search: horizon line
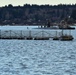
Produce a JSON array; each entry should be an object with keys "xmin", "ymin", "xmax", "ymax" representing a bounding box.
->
[{"xmin": 0, "ymin": 3, "xmax": 76, "ymax": 7}]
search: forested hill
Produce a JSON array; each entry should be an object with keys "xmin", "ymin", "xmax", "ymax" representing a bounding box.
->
[{"xmin": 0, "ymin": 4, "xmax": 76, "ymax": 25}]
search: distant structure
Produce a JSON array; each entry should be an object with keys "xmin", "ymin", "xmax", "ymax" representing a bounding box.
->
[{"xmin": 59, "ymin": 16, "xmax": 75, "ymax": 29}]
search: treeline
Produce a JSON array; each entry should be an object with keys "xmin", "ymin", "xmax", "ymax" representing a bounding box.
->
[{"xmin": 0, "ymin": 4, "xmax": 76, "ymax": 25}]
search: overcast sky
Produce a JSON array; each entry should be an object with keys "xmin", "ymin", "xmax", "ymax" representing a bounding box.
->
[{"xmin": 0, "ymin": 0, "xmax": 76, "ymax": 6}]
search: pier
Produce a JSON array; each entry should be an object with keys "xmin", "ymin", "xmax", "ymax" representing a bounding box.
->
[
  {"xmin": 0, "ymin": 25, "xmax": 74, "ymax": 41},
  {"xmin": 0, "ymin": 29, "xmax": 62, "ymax": 40}
]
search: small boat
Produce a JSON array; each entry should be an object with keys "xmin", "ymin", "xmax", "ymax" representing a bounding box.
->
[
  {"xmin": 60, "ymin": 35, "xmax": 74, "ymax": 41},
  {"xmin": 59, "ymin": 19, "xmax": 75, "ymax": 30}
]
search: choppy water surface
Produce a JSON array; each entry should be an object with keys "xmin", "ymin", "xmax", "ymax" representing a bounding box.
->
[{"xmin": 0, "ymin": 40, "xmax": 76, "ymax": 75}]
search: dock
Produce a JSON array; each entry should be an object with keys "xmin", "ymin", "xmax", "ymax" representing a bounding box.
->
[
  {"xmin": 0, "ymin": 26, "xmax": 74, "ymax": 41},
  {"xmin": 0, "ymin": 29, "xmax": 62, "ymax": 40}
]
